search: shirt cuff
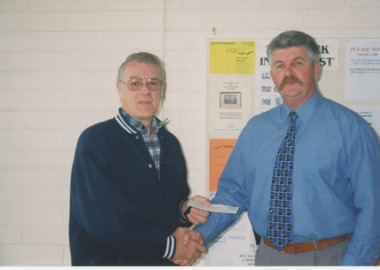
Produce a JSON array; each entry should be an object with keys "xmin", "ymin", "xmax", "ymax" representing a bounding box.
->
[
  {"xmin": 342, "ymin": 251, "xmax": 371, "ymax": 266},
  {"xmin": 162, "ymin": 235, "xmax": 176, "ymax": 260}
]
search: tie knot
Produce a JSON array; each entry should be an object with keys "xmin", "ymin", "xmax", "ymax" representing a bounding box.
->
[{"xmin": 289, "ymin": 112, "xmax": 297, "ymax": 122}]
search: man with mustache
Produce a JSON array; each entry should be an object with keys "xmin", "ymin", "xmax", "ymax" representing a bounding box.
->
[
  {"xmin": 194, "ymin": 31, "xmax": 380, "ymax": 266},
  {"xmin": 69, "ymin": 52, "xmax": 210, "ymax": 266}
]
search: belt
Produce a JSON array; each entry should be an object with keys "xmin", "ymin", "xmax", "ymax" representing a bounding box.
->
[{"xmin": 264, "ymin": 234, "xmax": 351, "ymax": 254}]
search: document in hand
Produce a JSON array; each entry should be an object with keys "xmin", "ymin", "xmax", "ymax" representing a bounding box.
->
[{"xmin": 188, "ymin": 200, "xmax": 239, "ymax": 214}]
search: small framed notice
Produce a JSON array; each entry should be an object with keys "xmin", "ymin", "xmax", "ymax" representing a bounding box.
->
[{"xmin": 220, "ymin": 92, "xmax": 241, "ymax": 109}]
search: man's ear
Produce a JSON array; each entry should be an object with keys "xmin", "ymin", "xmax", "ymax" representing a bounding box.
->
[
  {"xmin": 116, "ymin": 81, "xmax": 123, "ymax": 99},
  {"xmin": 314, "ymin": 62, "xmax": 321, "ymax": 80}
]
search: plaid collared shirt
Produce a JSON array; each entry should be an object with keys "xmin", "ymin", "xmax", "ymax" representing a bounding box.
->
[{"xmin": 120, "ymin": 109, "xmax": 165, "ymax": 178}]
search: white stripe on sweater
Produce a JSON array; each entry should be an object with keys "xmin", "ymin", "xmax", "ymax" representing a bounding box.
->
[{"xmin": 115, "ymin": 113, "xmax": 137, "ymax": 134}]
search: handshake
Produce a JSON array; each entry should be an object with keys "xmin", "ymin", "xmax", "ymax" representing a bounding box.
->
[{"xmin": 170, "ymin": 196, "xmax": 211, "ymax": 266}]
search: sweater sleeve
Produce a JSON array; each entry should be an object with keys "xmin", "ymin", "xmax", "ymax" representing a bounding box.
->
[
  {"xmin": 162, "ymin": 235, "xmax": 176, "ymax": 260},
  {"xmin": 70, "ymin": 130, "xmax": 171, "ymax": 261}
]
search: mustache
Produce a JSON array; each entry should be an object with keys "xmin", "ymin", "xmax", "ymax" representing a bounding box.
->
[{"xmin": 279, "ymin": 77, "xmax": 303, "ymax": 90}]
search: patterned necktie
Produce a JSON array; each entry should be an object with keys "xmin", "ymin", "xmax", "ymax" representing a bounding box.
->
[{"xmin": 267, "ymin": 111, "xmax": 298, "ymax": 251}]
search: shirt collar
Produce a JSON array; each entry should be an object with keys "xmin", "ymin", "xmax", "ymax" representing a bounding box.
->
[
  {"xmin": 279, "ymin": 90, "xmax": 321, "ymax": 126},
  {"xmin": 119, "ymin": 108, "xmax": 167, "ymax": 135},
  {"xmin": 295, "ymin": 90, "xmax": 321, "ymax": 125}
]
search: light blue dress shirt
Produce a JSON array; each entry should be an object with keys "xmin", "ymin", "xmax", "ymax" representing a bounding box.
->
[{"xmin": 195, "ymin": 90, "xmax": 380, "ymax": 265}]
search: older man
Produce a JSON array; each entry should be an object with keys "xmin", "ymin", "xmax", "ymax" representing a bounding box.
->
[{"xmin": 69, "ymin": 52, "xmax": 210, "ymax": 266}]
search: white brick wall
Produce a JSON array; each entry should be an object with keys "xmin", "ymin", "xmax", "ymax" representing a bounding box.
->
[{"xmin": 0, "ymin": 0, "xmax": 379, "ymax": 266}]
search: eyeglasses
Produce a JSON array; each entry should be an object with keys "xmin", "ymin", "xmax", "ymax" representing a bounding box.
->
[{"xmin": 120, "ymin": 77, "xmax": 164, "ymax": 92}]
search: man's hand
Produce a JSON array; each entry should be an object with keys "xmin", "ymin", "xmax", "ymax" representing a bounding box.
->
[
  {"xmin": 170, "ymin": 227, "xmax": 205, "ymax": 266},
  {"xmin": 182, "ymin": 195, "xmax": 211, "ymax": 225}
]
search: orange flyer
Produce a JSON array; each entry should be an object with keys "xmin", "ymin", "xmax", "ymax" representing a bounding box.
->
[{"xmin": 209, "ymin": 138, "xmax": 237, "ymax": 192}]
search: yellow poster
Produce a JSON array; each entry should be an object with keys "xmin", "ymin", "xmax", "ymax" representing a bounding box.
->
[
  {"xmin": 209, "ymin": 138, "xmax": 237, "ymax": 192},
  {"xmin": 209, "ymin": 41, "xmax": 255, "ymax": 75}
]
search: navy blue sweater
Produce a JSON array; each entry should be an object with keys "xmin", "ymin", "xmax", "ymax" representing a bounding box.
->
[{"xmin": 69, "ymin": 114, "xmax": 190, "ymax": 265}]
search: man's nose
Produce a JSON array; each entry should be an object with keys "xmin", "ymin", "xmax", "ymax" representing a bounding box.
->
[
  {"xmin": 284, "ymin": 65, "xmax": 294, "ymax": 77},
  {"xmin": 139, "ymin": 81, "xmax": 151, "ymax": 93}
]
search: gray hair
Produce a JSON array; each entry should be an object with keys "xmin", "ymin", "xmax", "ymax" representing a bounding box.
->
[
  {"xmin": 266, "ymin": 30, "xmax": 320, "ymax": 66},
  {"xmin": 117, "ymin": 52, "xmax": 166, "ymax": 91}
]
